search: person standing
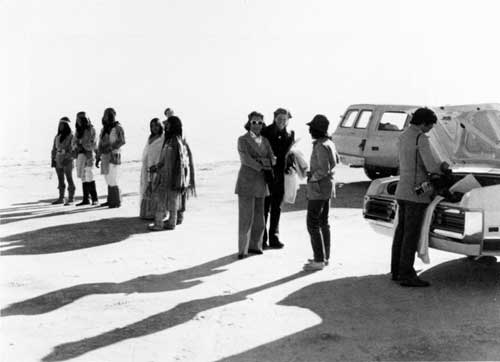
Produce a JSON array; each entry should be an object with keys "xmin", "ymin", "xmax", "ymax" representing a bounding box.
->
[
  {"xmin": 139, "ymin": 118, "xmax": 164, "ymax": 219},
  {"xmin": 261, "ymin": 108, "xmax": 295, "ymax": 249},
  {"xmin": 303, "ymin": 115, "xmax": 338, "ymax": 271},
  {"xmin": 73, "ymin": 112, "xmax": 99, "ymax": 206},
  {"xmin": 96, "ymin": 107, "xmax": 126, "ymax": 208},
  {"xmin": 391, "ymin": 107, "xmax": 447, "ymax": 287},
  {"xmin": 235, "ymin": 111, "xmax": 276, "ymax": 259},
  {"xmin": 148, "ymin": 116, "xmax": 188, "ymax": 230},
  {"xmin": 50, "ymin": 117, "xmax": 76, "ymax": 205}
]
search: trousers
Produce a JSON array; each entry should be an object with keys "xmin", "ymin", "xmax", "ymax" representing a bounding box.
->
[
  {"xmin": 391, "ymin": 200, "xmax": 428, "ymax": 280},
  {"xmin": 238, "ymin": 196, "xmax": 265, "ymax": 254},
  {"xmin": 306, "ymin": 198, "xmax": 331, "ymax": 262}
]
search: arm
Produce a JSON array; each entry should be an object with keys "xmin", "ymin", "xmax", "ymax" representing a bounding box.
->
[
  {"xmin": 82, "ymin": 128, "xmax": 97, "ymax": 152},
  {"xmin": 418, "ymin": 134, "xmax": 442, "ymax": 174},
  {"xmin": 51, "ymin": 137, "xmax": 57, "ymax": 167},
  {"xmin": 310, "ymin": 144, "xmax": 334, "ymax": 182},
  {"xmin": 111, "ymin": 125, "xmax": 126, "ymax": 150},
  {"xmin": 238, "ymin": 137, "xmax": 263, "ymax": 171}
]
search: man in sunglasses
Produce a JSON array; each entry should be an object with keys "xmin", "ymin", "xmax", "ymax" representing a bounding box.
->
[{"xmin": 261, "ymin": 108, "xmax": 295, "ymax": 249}]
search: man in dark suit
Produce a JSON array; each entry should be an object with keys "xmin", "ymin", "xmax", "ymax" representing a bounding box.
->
[{"xmin": 261, "ymin": 108, "xmax": 295, "ymax": 249}]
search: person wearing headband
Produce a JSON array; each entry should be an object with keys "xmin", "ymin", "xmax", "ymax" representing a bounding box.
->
[{"xmin": 50, "ymin": 117, "xmax": 76, "ymax": 205}]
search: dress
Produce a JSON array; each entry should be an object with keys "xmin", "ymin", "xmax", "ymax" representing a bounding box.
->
[
  {"xmin": 151, "ymin": 136, "xmax": 186, "ymax": 226},
  {"xmin": 139, "ymin": 134, "xmax": 165, "ymax": 219}
]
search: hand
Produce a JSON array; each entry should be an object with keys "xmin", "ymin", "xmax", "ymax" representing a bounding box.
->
[
  {"xmin": 51, "ymin": 160, "xmax": 56, "ymax": 168},
  {"xmin": 95, "ymin": 158, "xmax": 100, "ymax": 168},
  {"xmin": 149, "ymin": 165, "xmax": 158, "ymax": 173},
  {"xmin": 440, "ymin": 161, "xmax": 451, "ymax": 174}
]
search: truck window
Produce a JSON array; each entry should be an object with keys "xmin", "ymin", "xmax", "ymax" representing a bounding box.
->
[
  {"xmin": 341, "ymin": 110, "xmax": 359, "ymax": 128},
  {"xmin": 355, "ymin": 110, "xmax": 372, "ymax": 129},
  {"xmin": 378, "ymin": 112, "xmax": 407, "ymax": 131}
]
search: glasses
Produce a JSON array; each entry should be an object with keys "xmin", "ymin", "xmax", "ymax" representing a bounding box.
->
[{"xmin": 250, "ymin": 120, "xmax": 264, "ymax": 125}]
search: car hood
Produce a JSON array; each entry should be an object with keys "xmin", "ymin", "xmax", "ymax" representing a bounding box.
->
[{"xmin": 429, "ymin": 103, "xmax": 500, "ymax": 168}]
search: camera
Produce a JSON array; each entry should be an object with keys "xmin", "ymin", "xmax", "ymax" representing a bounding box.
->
[{"xmin": 414, "ymin": 181, "xmax": 432, "ymax": 196}]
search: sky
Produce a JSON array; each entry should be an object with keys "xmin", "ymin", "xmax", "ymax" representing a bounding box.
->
[{"xmin": 2, "ymin": 0, "xmax": 500, "ymax": 165}]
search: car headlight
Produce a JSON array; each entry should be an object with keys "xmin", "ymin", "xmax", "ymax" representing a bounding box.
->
[{"xmin": 464, "ymin": 211, "xmax": 483, "ymax": 240}]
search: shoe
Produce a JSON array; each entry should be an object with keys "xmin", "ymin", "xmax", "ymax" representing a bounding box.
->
[
  {"xmin": 100, "ymin": 202, "xmax": 109, "ymax": 207},
  {"xmin": 303, "ymin": 261, "xmax": 325, "ymax": 271},
  {"xmin": 52, "ymin": 198, "xmax": 64, "ymax": 205},
  {"xmin": 75, "ymin": 200, "xmax": 90, "ymax": 206},
  {"xmin": 308, "ymin": 258, "xmax": 329, "ymax": 266},
  {"xmin": 400, "ymin": 277, "xmax": 430, "ymax": 287},
  {"xmin": 262, "ymin": 243, "xmax": 269, "ymax": 250},
  {"xmin": 237, "ymin": 254, "xmax": 247, "ymax": 260},
  {"xmin": 92, "ymin": 200, "xmax": 99, "ymax": 206},
  {"xmin": 148, "ymin": 224, "xmax": 163, "ymax": 231},
  {"xmin": 248, "ymin": 249, "xmax": 263, "ymax": 255},
  {"xmin": 163, "ymin": 224, "xmax": 175, "ymax": 230},
  {"xmin": 268, "ymin": 241, "xmax": 284, "ymax": 249}
]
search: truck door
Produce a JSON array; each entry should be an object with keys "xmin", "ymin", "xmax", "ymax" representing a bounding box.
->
[{"xmin": 364, "ymin": 111, "xmax": 409, "ymax": 169}]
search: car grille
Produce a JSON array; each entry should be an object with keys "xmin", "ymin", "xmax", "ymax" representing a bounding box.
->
[
  {"xmin": 364, "ymin": 197, "xmax": 396, "ymax": 222},
  {"xmin": 431, "ymin": 205, "xmax": 465, "ymax": 235}
]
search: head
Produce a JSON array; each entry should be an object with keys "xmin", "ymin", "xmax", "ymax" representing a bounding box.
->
[
  {"xmin": 75, "ymin": 112, "xmax": 89, "ymax": 137},
  {"xmin": 244, "ymin": 111, "xmax": 265, "ymax": 136},
  {"xmin": 307, "ymin": 114, "xmax": 330, "ymax": 139},
  {"xmin": 58, "ymin": 117, "xmax": 71, "ymax": 132},
  {"xmin": 58, "ymin": 117, "xmax": 72, "ymax": 141},
  {"xmin": 410, "ymin": 107, "xmax": 437, "ymax": 133},
  {"xmin": 273, "ymin": 108, "xmax": 291, "ymax": 131},
  {"xmin": 102, "ymin": 107, "xmax": 117, "ymax": 128},
  {"xmin": 164, "ymin": 108, "xmax": 174, "ymax": 119},
  {"xmin": 165, "ymin": 115, "xmax": 183, "ymax": 138},
  {"xmin": 149, "ymin": 118, "xmax": 163, "ymax": 137}
]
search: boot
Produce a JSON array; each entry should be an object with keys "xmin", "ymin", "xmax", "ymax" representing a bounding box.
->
[
  {"xmin": 108, "ymin": 186, "xmax": 121, "ymax": 208},
  {"xmin": 52, "ymin": 187, "xmax": 65, "ymax": 205},
  {"xmin": 88, "ymin": 181, "xmax": 99, "ymax": 205},
  {"xmin": 64, "ymin": 186, "xmax": 75, "ymax": 206},
  {"xmin": 100, "ymin": 186, "xmax": 111, "ymax": 207},
  {"xmin": 76, "ymin": 182, "xmax": 90, "ymax": 206},
  {"xmin": 148, "ymin": 212, "xmax": 164, "ymax": 231}
]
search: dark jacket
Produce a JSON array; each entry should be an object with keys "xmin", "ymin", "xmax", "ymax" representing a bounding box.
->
[{"xmin": 261, "ymin": 123, "xmax": 295, "ymax": 179}]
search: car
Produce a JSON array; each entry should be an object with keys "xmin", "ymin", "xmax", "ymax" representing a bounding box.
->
[{"xmin": 362, "ymin": 104, "xmax": 500, "ymax": 257}]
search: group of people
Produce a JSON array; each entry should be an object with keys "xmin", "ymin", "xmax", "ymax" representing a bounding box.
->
[
  {"xmin": 51, "ymin": 107, "xmax": 195, "ymax": 231},
  {"xmin": 52, "ymin": 104, "xmax": 444, "ymax": 282},
  {"xmin": 235, "ymin": 108, "xmax": 339, "ymax": 271},
  {"xmin": 51, "ymin": 108, "xmax": 125, "ymax": 208},
  {"xmin": 139, "ymin": 108, "xmax": 195, "ymax": 231}
]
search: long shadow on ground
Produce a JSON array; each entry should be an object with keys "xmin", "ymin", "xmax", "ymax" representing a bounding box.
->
[
  {"xmin": 41, "ymin": 271, "xmax": 309, "ymax": 362},
  {"xmin": 219, "ymin": 257, "xmax": 500, "ymax": 362},
  {"xmin": 1, "ymin": 254, "xmax": 237, "ymax": 317},
  {"xmin": 282, "ymin": 181, "xmax": 370, "ymax": 212},
  {"xmin": 0, "ymin": 192, "xmax": 138, "ymax": 225},
  {"xmin": 0, "ymin": 217, "xmax": 148, "ymax": 255}
]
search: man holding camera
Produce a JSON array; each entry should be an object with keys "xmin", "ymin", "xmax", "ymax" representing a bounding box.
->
[{"xmin": 391, "ymin": 107, "xmax": 448, "ymax": 287}]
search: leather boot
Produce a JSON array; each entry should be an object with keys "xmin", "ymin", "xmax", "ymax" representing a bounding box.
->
[
  {"xmin": 65, "ymin": 186, "xmax": 75, "ymax": 205},
  {"xmin": 76, "ymin": 182, "xmax": 90, "ymax": 206},
  {"xmin": 88, "ymin": 181, "xmax": 99, "ymax": 205},
  {"xmin": 52, "ymin": 187, "xmax": 65, "ymax": 205},
  {"xmin": 108, "ymin": 186, "xmax": 121, "ymax": 208},
  {"xmin": 100, "ymin": 186, "xmax": 111, "ymax": 207}
]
